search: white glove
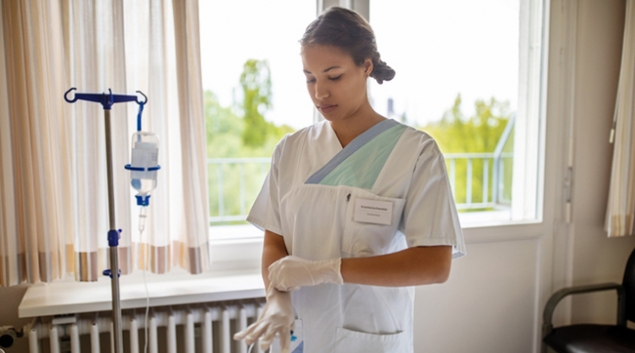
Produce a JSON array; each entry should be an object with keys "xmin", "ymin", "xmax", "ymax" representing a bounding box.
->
[
  {"xmin": 233, "ymin": 286, "xmax": 295, "ymax": 353},
  {"xmin": 268, "ymin": 255, "xmax": 343, "ymax": 292}
]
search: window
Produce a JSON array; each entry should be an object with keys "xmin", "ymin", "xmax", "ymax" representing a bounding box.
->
[
  {"xmin": 199, "ymin": 0, "xmax": 547, "ymax": 239},
  {"xmin": 199, "ymin": 1, "xmax": 316, "ymax": 238}
]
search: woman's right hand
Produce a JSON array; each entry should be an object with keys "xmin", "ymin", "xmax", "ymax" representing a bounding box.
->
[
  {"xmin": 268, "ymin": 255, "xmax": 343, "ymax": 291},
  {"xmin": 233, "ymin": 286, "xmax": 295, "ymax": 353}
]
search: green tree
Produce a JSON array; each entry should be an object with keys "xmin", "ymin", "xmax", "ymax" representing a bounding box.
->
[
  {"xmin": 423, "ymin": 94, "xmax": 511, "ymax": 153},
  {"xmin": 421, "ymin": 94, "xmax": 514, "ymax": 208},
  {"xmin": 204, "ymin": 90, "xmax": 244, "ymax": 158},
  {"xmin": 239, "ymin": 59, "xmax": 273, "ymax": 148}
]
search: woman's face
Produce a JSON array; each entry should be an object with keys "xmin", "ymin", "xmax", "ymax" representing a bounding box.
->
[{"xmin": 301, "ymin": 44, "xmax": 372, "ymax": 123}]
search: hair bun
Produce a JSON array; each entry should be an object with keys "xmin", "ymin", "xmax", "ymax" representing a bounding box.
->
[{"xmin": 371, "ymin": 60, "xmax": 395, "ymax": 84}]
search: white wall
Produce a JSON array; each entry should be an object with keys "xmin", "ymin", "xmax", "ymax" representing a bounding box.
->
[
  {"xmin": 568, "ymin": 0, "xmax": 634, "ymax": 325},
  {"xmin": 415, "ymin": 234, "xmax": 544, "ymax": 352},
  {"xmin": 412, "ymin": 0, "xmax": 635, "ymax": 352}
]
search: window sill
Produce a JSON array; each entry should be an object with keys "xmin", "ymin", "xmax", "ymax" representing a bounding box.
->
[
  {"xmin": 457, "ymin": 206, "xmax": 547, "ymax": 229},
  {"xmin": 458, "ymin": 208, "xmax": 513, "ymax": 227},
  {"xmin": 18, "ymin": 267, "xmax": 265, "ymax": 319}
]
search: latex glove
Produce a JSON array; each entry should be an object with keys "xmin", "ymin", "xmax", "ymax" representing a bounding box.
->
[
  {"xmin": 233, "ymin": 286, "xmax": 295, "ymax": 353},
  {"xmin": 268, "ymin": 255, "xmax": 343, "ymax": 291}
]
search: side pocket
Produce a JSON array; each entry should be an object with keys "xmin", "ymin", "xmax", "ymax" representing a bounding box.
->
[{"xmin": 334, "ymin": 327, "xmax": 409, "ymax": 353}]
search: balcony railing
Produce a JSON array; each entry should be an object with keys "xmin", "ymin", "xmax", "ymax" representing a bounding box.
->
[
  {"xmin": 207, "ymin": 153, "xmax": 513, "ymax": 224},
  {"xmin": 444, "ymin": 152, "xmax": 513, "ymax": 210},
  {"xmin": 207, "ymin": 157, "xmax": 271, "ymax": 223}
]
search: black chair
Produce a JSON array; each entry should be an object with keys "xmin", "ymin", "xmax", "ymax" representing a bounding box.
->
[{"xmin": 542, "ymin": 248, "xmax": 635, "ymax": 352}]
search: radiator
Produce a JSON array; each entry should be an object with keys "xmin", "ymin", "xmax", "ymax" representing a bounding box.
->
[{"xmin": 27, "ymin": 300, "xmax": 267, "ymax": 353}]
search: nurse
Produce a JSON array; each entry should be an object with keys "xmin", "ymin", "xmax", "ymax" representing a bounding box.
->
[{"xmin": 234, "ymin": 6, "xmax": 466, "ymax": 353}]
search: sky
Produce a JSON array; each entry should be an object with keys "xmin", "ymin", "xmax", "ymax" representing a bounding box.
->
[{"xmin": 198, "ymin": 0, "xmax": 519, "ymax": 130}]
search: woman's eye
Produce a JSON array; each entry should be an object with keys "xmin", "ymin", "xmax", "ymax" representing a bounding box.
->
[
  {"xmin": 306, "ymin": 78, "xmax": 316, "ymax": 83},
  {"xmin": 329, "ymin": 75, "xmax": 342, "ymax": 81}
]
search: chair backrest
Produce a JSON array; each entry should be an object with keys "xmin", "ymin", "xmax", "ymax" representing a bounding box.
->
[{"xmin": 622, "ymin": 247, "xmax": 635, "ymax": 322}]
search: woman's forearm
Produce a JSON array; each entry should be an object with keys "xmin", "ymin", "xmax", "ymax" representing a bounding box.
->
[
  {"xmin": 340, "ymin": 246, "xmax": 452, "ymax": 287},
  {"xmin": 261, "ymin": 230, "xmax": 289, "ymax": 290}
]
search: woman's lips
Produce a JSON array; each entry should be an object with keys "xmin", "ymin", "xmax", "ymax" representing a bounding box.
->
[{"xmin": 318, "ymin": 104, "xmax": 337, "ymax": 114}]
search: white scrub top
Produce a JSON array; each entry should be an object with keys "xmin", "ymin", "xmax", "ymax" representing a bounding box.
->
[{"xmin": 247, "ymin": 119, "xmax": 466, "ymax": 353}]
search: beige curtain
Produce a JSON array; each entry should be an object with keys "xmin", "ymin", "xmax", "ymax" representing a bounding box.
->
[
  {"xmin": 0, "ymin": 0, "xmax": 210, "ymax": 287},
  {"xmin": 606, "ymin": 0, "xmax": 635, "ymax": 237}
]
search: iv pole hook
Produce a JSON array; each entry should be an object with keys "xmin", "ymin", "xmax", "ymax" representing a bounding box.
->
[
  {"xmin": 64, "ymin": 87, "xmax": 77, "ymax": 103},
  {"xmin": 136, "ymin": 91, "xmax": 148, "ymax": 105}
]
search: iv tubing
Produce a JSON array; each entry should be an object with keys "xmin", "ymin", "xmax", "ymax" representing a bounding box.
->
[
  {"xmin": 139, "ymin": 206, "xmax": 148, "ymax": 233},
  {"xmin": 139, "ymin": 223, "xmax": 150, "ymax": 353}
]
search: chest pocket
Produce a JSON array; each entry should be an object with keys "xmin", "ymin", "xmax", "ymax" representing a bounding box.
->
[{"xmin": 342, "ymin": 188, "xmax": 406, "ymax": 257}]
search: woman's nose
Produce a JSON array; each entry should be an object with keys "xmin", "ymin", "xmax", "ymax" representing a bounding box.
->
[{"xmin": 314, "ymin": 82, "xmax": 330, "ymax": 100}]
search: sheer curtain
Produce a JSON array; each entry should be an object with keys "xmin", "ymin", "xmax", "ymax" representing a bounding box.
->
[
  {"xmin": 0, "ymin": 0, "xmax": 210, "ymax": 287},
  {"xmin": 606, "ymin": 0, "xmax": 635, "ymax": 238}
]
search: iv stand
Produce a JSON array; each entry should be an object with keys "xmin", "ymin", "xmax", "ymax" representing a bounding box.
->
[{"xmin": 64, "ymin": 87, "xmax": 147, "ymax": 353}]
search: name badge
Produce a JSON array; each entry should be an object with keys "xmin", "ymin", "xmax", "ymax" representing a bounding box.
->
[{"xmin": 354, "ymin": 198, "xmax": 393, "ymax": 225}]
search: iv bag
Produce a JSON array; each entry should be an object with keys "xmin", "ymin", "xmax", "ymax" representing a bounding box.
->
[{"xmin": 130, "ymin": 131, "xmax": 159, "ymax": 206}]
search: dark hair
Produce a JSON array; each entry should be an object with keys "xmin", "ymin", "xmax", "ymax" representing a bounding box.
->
[{"xmin": 300, "ymin": 6, "xmax": 395, "ymax": 84}]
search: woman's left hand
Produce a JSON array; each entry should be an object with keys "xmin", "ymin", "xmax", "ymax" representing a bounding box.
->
[
  {"xmin": 233, "ymin": 286, "xmax": 295, "ymax": 352},
  {"xmin": 268, "ymin": 255, "xmax": 343, "ymax": 291}
]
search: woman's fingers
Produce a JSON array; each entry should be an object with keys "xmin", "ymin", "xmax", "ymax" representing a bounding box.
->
[
  {"xmin": 244, "ymin": 321, "xmax": 269, "ymax": 346},
  {"xmin": 238, "ymin": 321, "xmax": 292, "ymax": 352},
  {"xmin": 279, "ymin": 328, "xmax": 291, "ymax": 353},
  {"xmin": 233, "ymin": 323, "xmax": 253, "ymax": 341},
  {"xmin": 258, "ymin": 326, "xmax": 279, "ymax": 352},
  {"xmin": 234, "ymin": 320, "xmax": 266, "ymax": 345}
]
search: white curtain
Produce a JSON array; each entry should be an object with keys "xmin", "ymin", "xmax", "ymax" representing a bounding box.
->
[
  {"xmin": 606, "ymin": 0, "xmax": 635, "ymax": 237},
  {"xmin": 0, "ymin": 0, "xmax": 210, "ymax": 286}
]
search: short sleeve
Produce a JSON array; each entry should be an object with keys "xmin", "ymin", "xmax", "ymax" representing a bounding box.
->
[
  {"xmin": 399, "ymin": 140, "xmax": 466, "ymax": 259},
  {"xmin": 246, "ymin": 139, "xmax": 285, "ymax": 235}
]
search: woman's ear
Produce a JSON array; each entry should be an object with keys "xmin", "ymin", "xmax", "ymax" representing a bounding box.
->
[{"xmin": 363, "ymin": 58, "xmax": 373, "ymax": 77}]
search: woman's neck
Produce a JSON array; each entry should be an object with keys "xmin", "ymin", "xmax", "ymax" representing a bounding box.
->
[{"xmin": 330, "ymin": 105, "xmax": 385, "ymax": 148}]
